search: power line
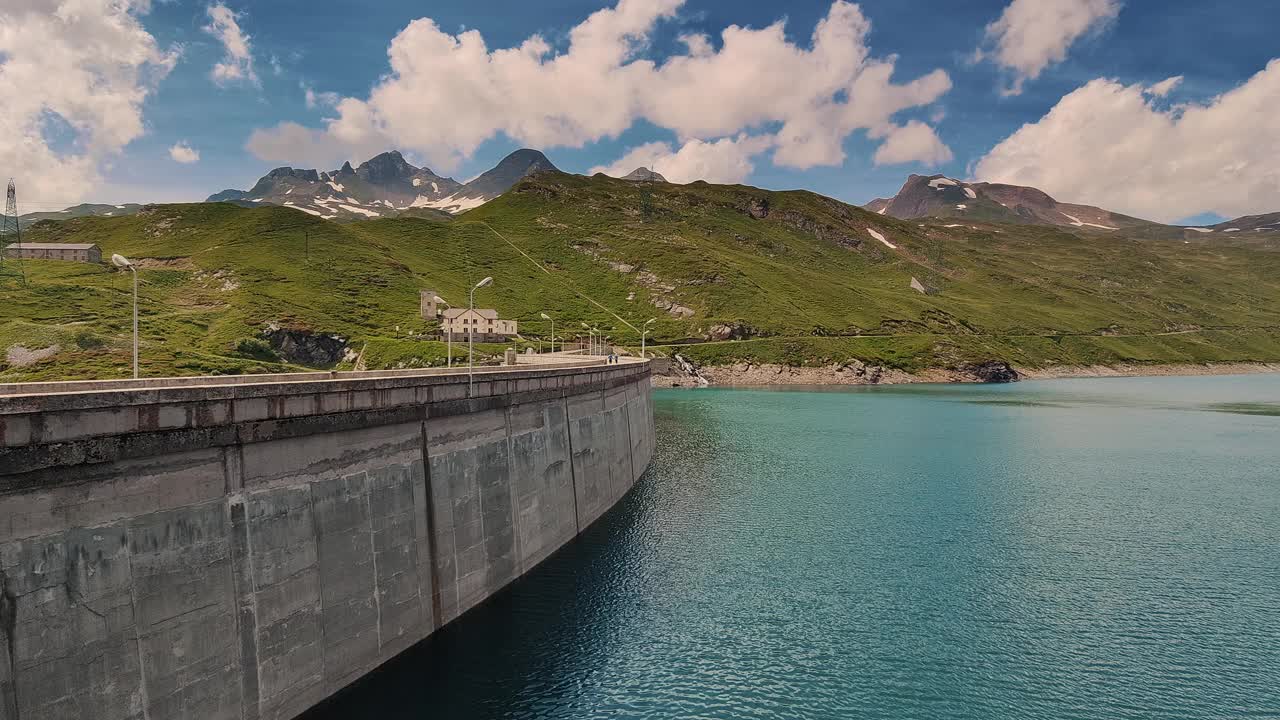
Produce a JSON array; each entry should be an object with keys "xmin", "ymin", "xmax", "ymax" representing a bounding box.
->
[{"xmin": 475, "ymin": 220, "xmax": 640, "ymax": 334}]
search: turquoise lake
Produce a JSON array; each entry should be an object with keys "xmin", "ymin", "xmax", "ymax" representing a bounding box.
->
[{"xmin": 309, "ymin": 375, "xmax": 1280, "ymax": 719}]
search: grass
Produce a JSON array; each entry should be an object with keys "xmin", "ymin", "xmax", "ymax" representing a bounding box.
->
[{"xmin": 3, "ymin": 172, "xmax": 1279, "ymax": 381}]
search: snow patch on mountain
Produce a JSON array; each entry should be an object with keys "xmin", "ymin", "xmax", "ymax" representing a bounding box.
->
[
  {"xmin": 866, "ymin": 228, "xmax": 897, "ymax": 249},
  {"xmin": 1061, "ymin": 212, "xmax": 1118, "ymax": 230},
  {"xmin": 338, "ymin": 204, "xmax": 381, "ymax": 217}
]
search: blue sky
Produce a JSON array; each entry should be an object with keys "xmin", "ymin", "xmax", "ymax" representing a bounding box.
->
[{"xmin": 6, "ymin": 0, "xmax": 1279, "ymax": 224}]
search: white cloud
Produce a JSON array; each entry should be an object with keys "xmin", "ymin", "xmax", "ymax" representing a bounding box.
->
[
  {"xmin": 247, "ymin": 0, "xmax": 951, "ymax": 175},
  {"xmin": 589, "ymin": 134, "xmax": 774, "ymax": 184},
  {"xmin": 303, "ymin": 85, "xmax": 339, "ymax": 109},
  {"xmin": 977, "ymin": 0, "xmax": 1121, "ymax": 95},
  {"xmin": 205, "ymin": 3, "xmax": 257, "ymax": 87},
  {"xmin": 872, "ymin": 121, "xmax": 953, "ymax": 166},
  {"xmin": 0, "ymin": 0, "xmax": 177, "ymax": 204},
  {"xmin": 169, "ymin": 141, "xmax": 200, "ymax": 164},
  {"xmin": 1146, "ymin": 75, "xmax": 1182, "ymax": 97},
  {"xmin": 974, "ymin": 60, "xmax": 1280, "ymax": 223}
]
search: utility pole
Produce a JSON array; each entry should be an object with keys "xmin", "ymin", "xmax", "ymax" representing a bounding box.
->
[
  {"xmin": 112, "ymin": 254, "xmax": 140, "ymax": 378},
  {"xmin": 2, "ymin": 179, "xmax": 27, "ymax": 286}
]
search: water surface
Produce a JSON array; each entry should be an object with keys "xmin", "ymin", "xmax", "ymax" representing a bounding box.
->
[{"xmin": 309, "ymin": 375, "xmax": 1280, "ymax": 719}]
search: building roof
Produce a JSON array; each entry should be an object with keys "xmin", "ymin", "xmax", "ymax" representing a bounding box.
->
[
  {"xmin": 442, "ymin": 308, "xmax": 499, "ymax": 319},
  {"xmin": 7, "ymin": 243, "xmax": 99, "ymax": 250}
]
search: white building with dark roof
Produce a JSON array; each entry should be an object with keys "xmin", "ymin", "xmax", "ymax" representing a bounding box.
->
[
  {"xmin": 4, "ymin": 242, "xmax": 102, "ymax": 263},
  {"xmin": 441, "ymin": 308, "xmax": 517, "ymax": 342}
]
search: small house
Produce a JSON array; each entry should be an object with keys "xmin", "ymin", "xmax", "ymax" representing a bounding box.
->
[{"xmin": 4, "ymin": 242, "xmax": 103, "ymax": 264}]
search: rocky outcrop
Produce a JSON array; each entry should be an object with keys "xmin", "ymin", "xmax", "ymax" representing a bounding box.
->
[
  {"xmin": 732, "ymin": 194, "xmax": 863, "ymax": 250},
  {"xmin": 740, "ymin": 197, "xmax": 770, "ymax": 219},
  {"xmin": 262, "ymin": 327, "xmax": 348, "ymax": 367},
  {"xmin": 653, "ymin": 298, "xmax": 695, "ymax": 318},
  {"xmin": 705, "ymin": 322, "xmax": 756, "ymax": 341},
  {"xmin": 961, "ymin": 361, "xmax": 1020, "ymax": 383}
]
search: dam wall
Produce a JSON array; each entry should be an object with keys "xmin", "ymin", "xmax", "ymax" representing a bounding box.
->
[{"xmin": 0, "ymin": 361, "xmax": 654, "ymax": 720}]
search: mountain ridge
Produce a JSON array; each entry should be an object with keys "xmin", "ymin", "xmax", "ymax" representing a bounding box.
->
[
  {"xmin": 205, "ymin": 149, "xmax": 560, "ymax": 219},
  {"xmin": 866, "ymin": 174, "xmax": 1162, "ymax": 232}
]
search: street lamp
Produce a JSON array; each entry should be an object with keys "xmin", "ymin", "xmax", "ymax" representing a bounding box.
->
[
  {"xmin": 111, "ymin": 254, "xmax": 139, "ymax": 379},
  {"xmin": 580, "ymin": 322, "xmax": 594, "ymax": 356},
  {"xmin": 540, "ymin": 312, "xmax": 554, "ymax": 354},
  {"xmin": 642, "ymin": 317, "xmax": 656, "ymax": 359},
  {"xmin": 434, "ymin": 295, "xmax": 453, "ymax": 367},
  {"xmin": 469, "ymin": 277, "xmax": 493, "ymax": 396}
]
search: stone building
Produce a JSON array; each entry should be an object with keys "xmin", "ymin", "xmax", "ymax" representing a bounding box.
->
[
  {"xmin": 441, "ymin": 308, "xmax": 518, "ymax": 342},
  {"xmin": 4, "ymin": 242, "xmax": 102, "ymax": 263},
  {"xmin": 419, "ymin": 289, "xmax": 440, "ymax": 319}
]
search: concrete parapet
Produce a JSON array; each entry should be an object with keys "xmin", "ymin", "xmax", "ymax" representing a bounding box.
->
[{"xmin": 0, "ymin": 361, "xmax": 654, "ymax": 720}]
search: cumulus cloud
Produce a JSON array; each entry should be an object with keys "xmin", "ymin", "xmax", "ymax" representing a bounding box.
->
[
  {"xmin": 977, "ymin": 0, "xmax": 1121, "ymax": 95},
  {"xmin": 248, "ymin": 0, "xmax": 951, "ymax": 177},
  {"xmin": 974, "ymin": 60, "xmax": 1280, "ymax": 223},
  {"xmin": 169, "ymin": 141, "xmax": 200, "ymax": 164},
  {"xmin": 205, "ymin": 3, "xmax": 257, "ymax": 86},
  {"xmin": 589, "ymin": 134, "xmax": 775, "ymax": 184},
  {"xmin": 0, "ymin": 0, "xmax": 177, "ymax": 203},
  {"xmin": 872, "ymin": 121, "xmax": 953, "ymax": 166}
]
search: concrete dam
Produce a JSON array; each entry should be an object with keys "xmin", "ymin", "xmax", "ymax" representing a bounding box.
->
[{"xmin": 0, "ymin": 360, "xmax": 654, "ymax": 720}]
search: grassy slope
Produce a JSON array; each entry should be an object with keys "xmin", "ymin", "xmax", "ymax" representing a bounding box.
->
[{"xmin": 2, "ymin": 173, "xmax": 1279, "ymax": 381}]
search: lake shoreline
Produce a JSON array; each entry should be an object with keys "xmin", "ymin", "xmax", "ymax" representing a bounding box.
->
[{"xmin": 651, "ymin": 361, "xmax": 1280, "ymax": 388}]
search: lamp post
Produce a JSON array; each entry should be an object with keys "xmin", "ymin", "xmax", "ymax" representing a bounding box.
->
[
  {"xmin": 468, "ymin": 277, "xmax": 493, "ymax": 396},
  {"xmin": 641, "ymin": 317, "xmax": 656, "ymax": 359},
  {"xmin": 111, "ymin": 254, "xmax": 139, "ymax": 379},
  {"xmin": 540, "ymin": 312, "xmax": 554, "ymax": 354},
  {"xmin": 580, "ymin": 323, "xmax": 596, "ymax": 356},
  {"xmin": 434, "ymin": 295, "xmax": 453, "ymax": 367}
]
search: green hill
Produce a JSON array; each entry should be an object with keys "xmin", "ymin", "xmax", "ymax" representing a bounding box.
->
[{"xmin": 3, "ymin": 172, "xmax": 1280, "ymax": 382}]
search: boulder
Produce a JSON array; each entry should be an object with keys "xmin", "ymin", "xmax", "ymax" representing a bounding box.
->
[{"xmin": 963, "ymin": 361, "xmax": 1020, "ymax": 383}]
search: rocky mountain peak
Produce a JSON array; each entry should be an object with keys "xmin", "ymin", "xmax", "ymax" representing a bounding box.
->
[
  {"xmin": 623, "ymin": 167, "xmax": 668, "ymax": 182},
  {"xmin": 868, "ymin": 174, "xmax": 1158, "ymax": 231},
  {"xmin": 453, "ymin": 149, "xmax": 561, "ymax": 201},
  {"xmin": 356, "ymin": 150, "xmax": 416, "ymax": 184},
  {"xmin": 205, "ymin": 148, "xmax": 561, "ymax": 220},
  {"xmin": 265, "ymin": 167, "xmax": 320, "ymax": 183}
]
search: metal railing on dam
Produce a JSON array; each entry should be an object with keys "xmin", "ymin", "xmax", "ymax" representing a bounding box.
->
[{"xmin": 0, "ymin": 359, "xmax": 655, "ymax": 720}]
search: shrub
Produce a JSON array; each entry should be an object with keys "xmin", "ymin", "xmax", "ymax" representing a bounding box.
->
[
  {"xmin": 235, "ymin": 338, "xmax": 280, "ymax": 362},
  {"xmin": 74, "ymin": 331, "xmax": 106, "ymax": 350}
]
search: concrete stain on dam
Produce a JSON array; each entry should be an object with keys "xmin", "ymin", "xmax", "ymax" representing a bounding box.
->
[{"xmin": 0, "ymin": 362, "xmax": 655, "ymax": 720}]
